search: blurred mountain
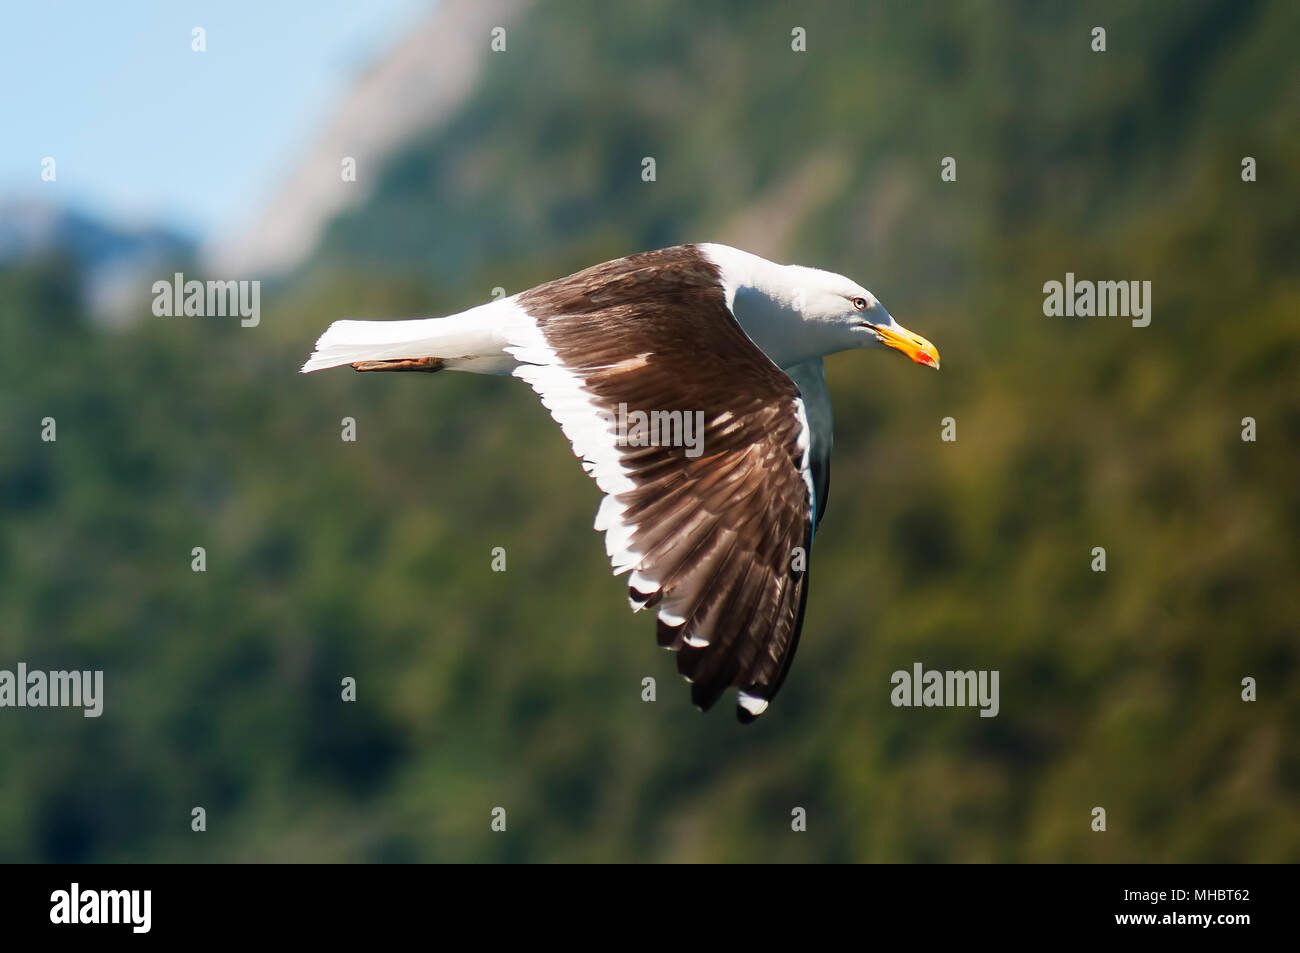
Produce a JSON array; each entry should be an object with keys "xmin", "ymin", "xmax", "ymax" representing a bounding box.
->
[
  {"xmin": 0, "ymin": 201, "xmax": 191, "ymax": 267},
  {"xmin": 1, "ymin": 0, "xmax": 1297, "ymax": 863},
  {"xmin": 205, "ymin": 0, "xmax": 534, "ymax": 278},
  {"xmin": 0, "ymin": 200, "xmax": 195, "ymax": 324}
]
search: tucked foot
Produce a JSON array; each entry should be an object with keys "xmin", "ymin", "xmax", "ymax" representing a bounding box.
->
[{"xmin": 350, "ymin": 357, "xmax": 447, "ymax": 372}]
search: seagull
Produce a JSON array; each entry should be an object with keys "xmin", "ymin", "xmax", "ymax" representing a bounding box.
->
[{"xmin": 302, "ymin": 244, "xmax": 940, "ymax": 722}]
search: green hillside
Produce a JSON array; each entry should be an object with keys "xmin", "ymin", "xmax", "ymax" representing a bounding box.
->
[{"xmin": 1, "ymin": 0, "xmax": 1297, "ymax": 862}]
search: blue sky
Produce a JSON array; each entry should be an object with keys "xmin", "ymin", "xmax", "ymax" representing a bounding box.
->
[{"xmin": 0, "ymin": 0, "xmax": 432, "ymax": 241}]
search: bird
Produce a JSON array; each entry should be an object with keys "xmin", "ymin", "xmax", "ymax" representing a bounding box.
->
[{"xmin": 301, "ymin": 243, "xmax": 940, "ymax": 722}]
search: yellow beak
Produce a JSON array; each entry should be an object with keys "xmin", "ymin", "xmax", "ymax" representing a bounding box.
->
[{"xmin": 873, "ymin": 323, "xmax": 941, "ymax": 369}]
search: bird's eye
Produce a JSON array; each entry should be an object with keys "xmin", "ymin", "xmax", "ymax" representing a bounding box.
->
[{"xmin": 851, "ymin": 296, "xmax": 869, "ymax": 311}]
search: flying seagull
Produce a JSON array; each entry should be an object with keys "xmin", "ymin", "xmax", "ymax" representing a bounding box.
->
[{"xmin": 302, "ymin": 244, "xmax": 939, "ymax": 722}]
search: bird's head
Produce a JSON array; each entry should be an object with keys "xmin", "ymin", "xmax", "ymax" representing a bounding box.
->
[{"xmin": 785, "ymin": 266, "xmax": 940, "ymax": 369}]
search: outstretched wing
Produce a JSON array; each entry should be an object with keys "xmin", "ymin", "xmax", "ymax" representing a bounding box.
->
[{"xmin": 506, "ymin": 245, "xmax": 816, "ymax": 721}]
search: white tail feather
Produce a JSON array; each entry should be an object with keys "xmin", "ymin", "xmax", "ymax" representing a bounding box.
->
[
  {"xmin": 300, "ymin": 299, "xmax": 523, "ymax": 374},
  {"xmin": 300, "ymin": 318, "xmax": 444, "ymax": 373}
]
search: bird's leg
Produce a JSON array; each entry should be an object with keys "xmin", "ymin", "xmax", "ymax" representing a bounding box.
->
[{"xmin": 350, "ymin": 357, "xmax": 447, "ymax": 373}]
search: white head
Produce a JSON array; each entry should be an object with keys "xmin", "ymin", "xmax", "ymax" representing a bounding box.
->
[
  {"xmin": 701, "ymin": 244, "xmax": 941, "ymax": 371},
  {"xmin": 781, "ymin": 264, "xmax": 940, "ymax": 368}
]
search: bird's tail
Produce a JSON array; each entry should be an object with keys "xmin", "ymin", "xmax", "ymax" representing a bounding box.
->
[
  {"xmin": 299, "ymin": 317, "xmax": 448, "ymax": 373},
  {"xmin": 300, "ymin": 300, "xmax": 517, "ymax": 375}
]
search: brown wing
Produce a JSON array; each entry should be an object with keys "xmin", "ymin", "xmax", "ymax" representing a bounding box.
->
[{"xmin": 508, "ymin": 245, "xmax": 814, "ymax": 721}]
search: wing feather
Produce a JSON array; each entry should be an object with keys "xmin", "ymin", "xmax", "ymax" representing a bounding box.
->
[{"xmin": 508, "ymin": 245, "xmax": 818, "ymax": 720}]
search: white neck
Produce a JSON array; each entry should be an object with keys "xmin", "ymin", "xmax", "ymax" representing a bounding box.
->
[{"xmin": 699, "ymin": 243, "xmax": 853, "ymax": 370}]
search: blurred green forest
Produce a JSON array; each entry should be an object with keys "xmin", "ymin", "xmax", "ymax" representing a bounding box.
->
[{"xmin": 1, "ymin": 0, "xmax": 1297, "ymax": 862}]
